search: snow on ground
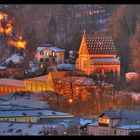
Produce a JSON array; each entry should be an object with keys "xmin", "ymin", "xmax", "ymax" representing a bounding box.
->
[{"xmin": 6, "ymin": 54, "xmax": 24, "ymax": 64}]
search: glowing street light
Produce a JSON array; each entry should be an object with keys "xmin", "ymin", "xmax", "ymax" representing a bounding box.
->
[
  {"xmin": 63, "ymin": 131, "xmax": 67, "ymax": 135},
  {"xmin": 68, "ymin": 99, "xmax": 73, "ymax": 103}
]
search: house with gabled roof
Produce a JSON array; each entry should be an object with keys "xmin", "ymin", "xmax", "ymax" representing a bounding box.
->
[
  {"xmin": 35, "ymin": 44, "xmax": 65, "ymax": 65},
  {"xmin": 76, "ymin": 31, "xmax": 120, "ymax": 77},
  {"xmin": 87, "ymin": 109, "xmax": 140, "ymax": 136}
]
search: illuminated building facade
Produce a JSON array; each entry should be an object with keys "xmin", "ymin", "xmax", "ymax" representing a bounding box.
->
[
  {"xmin": 35, "ymin": 44, "xmax": 65, "ymax": 64},
  {"xmin": 87, "ymin": 109, "xmax": 140, "ymax": 135},
  {"xmin": 0, "ymin": 79, "xmax": 24, "ymax": 96},
  {"xmin": 76, "ymin": 31, "xmax": 120, "ymax": 77}
]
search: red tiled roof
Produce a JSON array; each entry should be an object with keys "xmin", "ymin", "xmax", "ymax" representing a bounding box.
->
[{"xmin": 85, "ymin": 32, "xmax": 116, "ymax": 55}]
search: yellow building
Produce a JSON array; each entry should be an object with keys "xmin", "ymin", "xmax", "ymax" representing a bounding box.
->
[
  {"xmin": 76, "ymin": 31, "xmax": 120, "ymax": 77},
  {"xmin": 24, "ymin": 75, "xmax": 48, "ymax": 92},
  {"xmin": 0, "ymin": 79, "xmax": 25, "ymax": 96},
  {"xmin": 24, "ymin": 71, "xmax": 67, "ymax": 92}
]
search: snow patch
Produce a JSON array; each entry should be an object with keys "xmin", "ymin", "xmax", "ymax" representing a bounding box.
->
[{"xmin": 6, "ymin": 54, "xmax": 24, "ymax": 64}]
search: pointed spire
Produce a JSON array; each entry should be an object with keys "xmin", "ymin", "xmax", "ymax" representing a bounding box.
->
[{"xmin": 83, "ymin": 29, "xmax": 86, "ymax": 37}]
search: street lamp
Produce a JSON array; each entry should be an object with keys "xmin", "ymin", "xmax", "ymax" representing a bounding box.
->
[{"xmin": 68, "ymin": 98, "xmax": 73, "ymax": 103}]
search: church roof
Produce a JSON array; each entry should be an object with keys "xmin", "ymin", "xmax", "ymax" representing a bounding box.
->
[
  {"xmin": 84, "ymin": 32, "xmax": 116, "ymax": 55},
  {"xmin": 92, "ymin": 58, "xmax": 120, "ymax": 64}
]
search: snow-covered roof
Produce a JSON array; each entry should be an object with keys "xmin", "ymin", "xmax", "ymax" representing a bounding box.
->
[
  {"xmin": 100, "ymin": 109, "xmax": 140, "ymax": 120},
  {"xmin": 125, "ymin": 72, "xmax": 138, "ymax": 75},
  {"xmin": 0, "ymin": 92, "xmax": 17, "ymax": 101},
  {"xmin": 0, "ymin": 122, "xmax": 61, "ymax": 135},
  {"xmin": 36, "ymin": 47, "xmax": 48, "ymax": 52},
  {"xmin": 50, "ymin": 47, "xmax": 65, "ymax": 52},
  {"xmin": 92, "ymin": 58, "xmax": 120, "ymax": 63},
  {"xmin": 0, "ymin": 78, "xmax": 24, "ymax": 88},
  {"xmin": 9, "ymin": 98, "xmax": 49, "ymax": 109},
  {"xmin": 6, "ymin": 54, "xmax": 24, "ymax": 64},
  {"xmin": 0, "ymin": 66, "xmax": 6, "ymax": 70},
  {"xmin": 88, "ymin": 121, "xmax": 98, "ymax": 127},
  {"xmin": 0, "ymin": 104, "xmax": 36, "ymax": 110},
  {"xmin": 57, "ymin": 64, "xmax": 76, "ymax": 71},
  {"xmin": 80, "ymin": 118, "xmax": 94, "ymax": 126},
  {"xmin": 115, "ymin": 124, "xmax": 140, "ymax": 130},
  {"xmin": 0, "ymin": 109, "xmax": 73, "ymax": 118}
]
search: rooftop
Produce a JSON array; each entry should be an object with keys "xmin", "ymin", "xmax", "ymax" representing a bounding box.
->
[
  {"xmin": 0, "ymin": 78, "xmax": 24, "ymax": 88},
  {"xmin": 99, "ymin": 109, "xmax": 140, "ymax": 120},
  {"xmin": 50, "ymin": 47, "xmax": 65, "ymax": 52},
  {"xmin": 0, "ymin": 122, "xmax": 61, "ymax": 135},
  {"xmin": 92, "ymin": 58, "xmax": 120, "ymax": 64},
  {"xmin": 25, "ymin": 75, "xmax": 48, "ymax": 82},
  {"xmin": 0, "ymin": 104, "xmax": 37, "ymax": 110},
  {"xmin": 36, "ymin": 46, "xmax": 65, "ymax": 53},
  {"xmin": 0, "ymin": 109, "xmax": 73, "ymax": 118},
  {"xmin": 84, "ymin": 32, "xmax": 116, "ymax": 55}
]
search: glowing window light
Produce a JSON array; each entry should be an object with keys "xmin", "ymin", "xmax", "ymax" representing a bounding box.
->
[{"xmin": 99, "ymin": 118, "xmax": 110, "ymax": 126}]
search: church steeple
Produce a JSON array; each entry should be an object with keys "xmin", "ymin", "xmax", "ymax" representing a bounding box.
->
[{"xmin": 83, "ymin": 29, "xmax": 86, "ymax": 37}]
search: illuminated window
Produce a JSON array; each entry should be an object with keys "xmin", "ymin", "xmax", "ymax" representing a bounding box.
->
[{"xmin": 99, "ymin": 118, "xmax": 109, "ymax": 127}]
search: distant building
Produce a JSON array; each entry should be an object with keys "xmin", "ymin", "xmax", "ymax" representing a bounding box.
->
[
  {"xmin": 87, "ymin": 109, "xmax": 140, "ymax": 135},
  {"xmin": 35, "ymin": 44, "xmax": 65, "ymax": 65},
  {"xmin": 125, "ymin": 72, "xmax": 140, "ymax": 82},
  {"xmin": 68, "ymin": 50, "xmax": 78, "ymax": 64},
  {"xmin": 0, "ymin": 109, "xmax": 73, "ymax": 123},
  {"xmin": 0, "ymin": 79, "xmax": 24, "ymax": 95},
  {"xmin": 76, "ymin": 31, "xmax": 120, "ymax": 77},
  {"xmin": 0, "ymin": 70, "xmax": 113, "ymax": 95}
]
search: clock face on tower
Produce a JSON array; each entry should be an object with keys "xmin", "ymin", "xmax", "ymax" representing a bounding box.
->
[{"xmin": 83, "ymin": 60, "xmax": 87, "ymax": 70}]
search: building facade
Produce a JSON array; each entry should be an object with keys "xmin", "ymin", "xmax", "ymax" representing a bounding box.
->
[
  {"xmin": 35, "ymin": 44, "xmax": 65, "ymax": 65},
  {"xmin": 0, "ymin": 79, "xmax": 25, "ymax": 95},
  {"xmin": 0, "ymin": 109, "xmax": 73, "ymax": 123},
  {"xmin": 87, "ymin": 109, "xmax": 140, "ymax": 136},
  {"xmin": 76, "ymin": 31, "xmax": 120, "ymax": 77}
]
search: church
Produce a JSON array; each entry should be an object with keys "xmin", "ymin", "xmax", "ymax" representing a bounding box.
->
[{"xmin": 76, "ymin": 31, "xmax": 120, "ymax": 77}]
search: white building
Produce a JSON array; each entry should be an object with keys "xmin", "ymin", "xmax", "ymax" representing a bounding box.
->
[
  {"xmin": 35, "ymin": 44, "xmax": 65, "ymax": 64},
  {"xmin": 87, "ymin": 109, "xmax": 140, "ymax": 136}
]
